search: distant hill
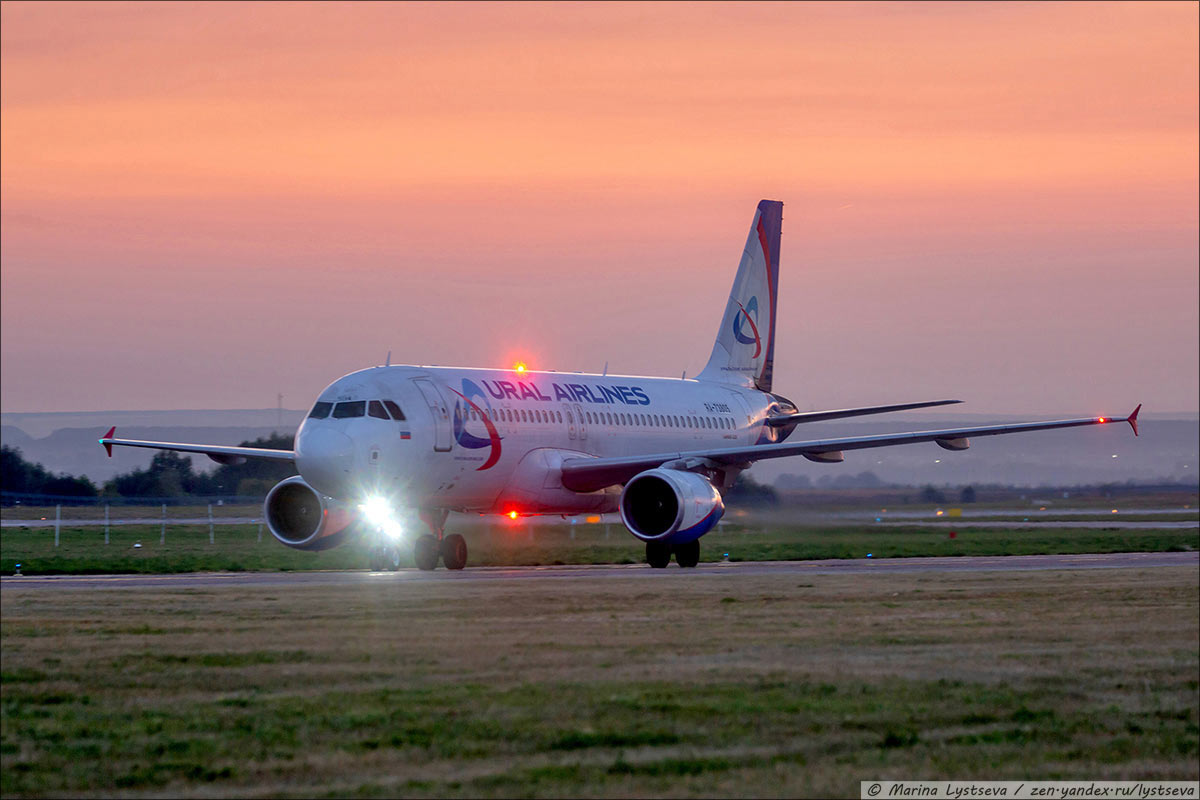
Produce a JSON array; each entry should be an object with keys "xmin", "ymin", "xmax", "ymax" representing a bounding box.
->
[
  {"xmin": 757, "ymin": 415, "xmax": 1198, "ymax": 488},
  {"xmin": 1, "ymin": 424, "xmax": 300, "ymax": 483},
  {"xmin": 1, "ymin": 409, "xmax": 305, "ymax": 438}
]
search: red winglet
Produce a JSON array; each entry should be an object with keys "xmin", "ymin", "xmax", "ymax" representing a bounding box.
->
[
  {"xmin": 1126, "ymin": 404, "xmax": 1141, "ymax": 437},
  {"xmin": 101, "ymin": 426, "xmax": 115, "ymax": 457}
]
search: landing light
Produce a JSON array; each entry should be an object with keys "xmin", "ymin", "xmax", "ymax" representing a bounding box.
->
[{"xmin": 359, "ymin": 495, "xmax": 404, "ymax": 540}]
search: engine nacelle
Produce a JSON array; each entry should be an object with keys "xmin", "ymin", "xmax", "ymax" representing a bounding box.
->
[
  {"xmin": 263, "ymin": 476, "xmax": 359, "ymax": 551},
  {"xmin": 619, "ymin": 468, "xmax": 724, "ymax": 544}
]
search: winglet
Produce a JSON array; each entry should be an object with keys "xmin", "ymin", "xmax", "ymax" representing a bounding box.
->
[
  {"xmin": 100, "ymin": 426, "xmax": 115, "ymax": 457},
  {"xmin": 1126, "ymin": 404, "xmax": 1141, "ymax": 437}
]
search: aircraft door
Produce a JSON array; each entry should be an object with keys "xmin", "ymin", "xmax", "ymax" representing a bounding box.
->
[
  {"xmin": 728, "ymin": 391, "xmax": 754, "ymax": 443},
  {"xmin": 566, "ymin": 405, "xmax": 576, "ymax": 440},
  {"xmin": 413, "ymin": 378, "xmax": 453, "ymax": 452},
  {"xmin": 574, "ymin": 404, "xmax": 587, "ymax": 441}
]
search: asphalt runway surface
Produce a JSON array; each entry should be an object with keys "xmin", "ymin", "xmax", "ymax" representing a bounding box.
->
[{"xmin": 2, "ymin": 551, "xmax": 1195, "ymax": 591}]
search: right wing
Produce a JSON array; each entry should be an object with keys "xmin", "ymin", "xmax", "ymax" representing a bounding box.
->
[
  {"xmin": 560, "ymin": 405, "xmax": 1140, "ymax": 492},
  {"xmin": 99, "ymin": 427, "xmax": 295, "ymax": 466}
]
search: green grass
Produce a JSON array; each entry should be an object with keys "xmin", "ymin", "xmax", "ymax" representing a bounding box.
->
[
  {"xmin": 2, "ymin": 567, "xmax": 1197, "ymax": 797},
  {"xmin": 1, "ymin": 520, "xmax": 1196, "ymax": 575}
]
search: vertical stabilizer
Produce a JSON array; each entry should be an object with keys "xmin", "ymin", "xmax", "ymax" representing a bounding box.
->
[{"xmin": 696, "ymin": 200, "xmax": 782, "ymax": 392}]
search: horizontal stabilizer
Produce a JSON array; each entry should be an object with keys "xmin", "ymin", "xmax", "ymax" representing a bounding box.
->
[{"xmin": 765, "ymin": 399, "xmax": 962, "ymax": 427}]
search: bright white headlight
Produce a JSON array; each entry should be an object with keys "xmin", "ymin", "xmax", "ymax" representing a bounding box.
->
[
  {"xmin": 360, "ymin": 495, "xmax": 393, "ymax": 528},
  {"xmin": 359, "ymin": 495, "xmax": 405, "ymax": 540}
]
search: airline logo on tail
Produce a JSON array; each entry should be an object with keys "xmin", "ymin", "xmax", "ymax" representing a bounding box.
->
[
  {"xmin": 732, "ymin": 296, "xmax": 762, "ymax": 357},
  {"xmin": 450, "ymin": 379, "xmax": 503, "ymax": 470}
]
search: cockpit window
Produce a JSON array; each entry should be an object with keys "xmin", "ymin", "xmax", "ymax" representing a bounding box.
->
[
  {"xmin": 368, "ymin": 400, "xmax": 389, "ymax": 420},
  {"xmin": 383, "ymin": 400, "xmax": 406, "ymax": 421},
  {"xmin": 308, "ymin": 401, "xmax": 333, "ymax": 419},
  {"xmin": 332, "ymin": 400, "xmax": 366, "ymax": 419}
]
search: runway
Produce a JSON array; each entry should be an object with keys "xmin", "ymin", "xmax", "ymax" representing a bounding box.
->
[{"xmin": 2, "ymin": 551, "xmax": 1195, "ymax": 591}]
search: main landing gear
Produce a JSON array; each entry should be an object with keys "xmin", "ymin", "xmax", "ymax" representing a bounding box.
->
[
  {"xmin": 646, "ymin": 539, "xmax": 701, "ymax": 569},
  {"xmin": 413, "ymin": 509, "xmax": 467, "ymax": 571}
]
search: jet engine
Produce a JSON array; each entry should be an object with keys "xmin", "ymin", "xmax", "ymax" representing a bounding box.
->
[
  {"xmin": 619, "ymin": 468, "xmax": 724, "ymax": 544},
  {"xmin": 264, "ymin": 476, "xmax": 359, "ymax": 551}
]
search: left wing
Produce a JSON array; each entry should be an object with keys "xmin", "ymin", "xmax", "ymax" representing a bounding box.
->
[
  {"xmin": 99, "ymin": 427, "xmax": 295, "ymax": 466},
  {"xmin": 560, "ymin": 405, "xmax": 1140, "ymax": 492}
]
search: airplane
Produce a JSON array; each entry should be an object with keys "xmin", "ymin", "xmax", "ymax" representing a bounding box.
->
[{"xmin": 100, "ymin": 200, "xmax": 1140, "ymax": 571}]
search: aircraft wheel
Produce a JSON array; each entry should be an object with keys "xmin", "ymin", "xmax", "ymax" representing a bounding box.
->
[
  {"xmin": 384, "ymin": 544, "xmax": 402, "ymax": 572},
  {"xmin": 414, "ymin": 534, "xmax": 440, "ymax": 571},
  {"xmin": 675, "ymin": 540, "xmax": 700, "ymax": 568},
  {"xmin": 441, "ymin": 534, "xmax": 468, "ymax": 570},
  {"xmin": 367, "ymin": 548, "xmax": 382, "ymax": 571},
  {"xmin": 646, "ymin": 541, "xmax": 671, "ymax": 569}
]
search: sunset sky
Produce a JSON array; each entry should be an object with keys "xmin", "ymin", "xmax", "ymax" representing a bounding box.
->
[{"xmin": 2, "ymin": 1, "xmax": 1197, "ymax": 416}]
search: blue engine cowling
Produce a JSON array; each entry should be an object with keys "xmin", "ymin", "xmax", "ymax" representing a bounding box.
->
[
  {"xmin": 264, "ymin": 476, "xmax": 360, "ymax": 551},
  {"xmin": 619, "ymin": 468, "xmax": 724, "ymax": 544}
]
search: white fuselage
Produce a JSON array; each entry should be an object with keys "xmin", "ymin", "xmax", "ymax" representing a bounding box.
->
[{"xmin": 294, "ymin": 365, "xmax": 794, "ymax": 515}]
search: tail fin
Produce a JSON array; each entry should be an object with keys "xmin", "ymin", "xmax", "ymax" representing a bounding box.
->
[{"xmin": 696, "ymin": 199, "xmax": 782, "ymax": 392}]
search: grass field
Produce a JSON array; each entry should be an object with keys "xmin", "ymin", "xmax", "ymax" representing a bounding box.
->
[
  {"xmin": 2, "ymin": 565, "xmax": 1197, "ymax": 797},
  {"xmin": 1, "ymin": 519, "xmax": 1197, "ymax": 575}
]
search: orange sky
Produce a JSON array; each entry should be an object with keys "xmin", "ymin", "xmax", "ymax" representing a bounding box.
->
[{"xmin": 2, "ymin": 1, "xmax": 1197, "ymax": 415}]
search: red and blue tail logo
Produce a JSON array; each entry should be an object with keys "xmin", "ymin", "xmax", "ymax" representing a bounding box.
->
[
  {"xmin": 450, "ymin": 379, "xmax": 503, "ymax": 470},
  {"xmin": 731, "ymin": 295, "xmax": 761, "ymax": 357}
]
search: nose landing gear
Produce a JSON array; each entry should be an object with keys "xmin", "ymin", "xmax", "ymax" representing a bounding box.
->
[{"xmin": 367, "ymin": 542, "xmax": 402, "ymax": 572}]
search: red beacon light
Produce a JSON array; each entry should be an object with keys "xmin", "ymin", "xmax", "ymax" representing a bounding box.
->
[{"xmin": 514, "ymin": 362, "xmax": 527, "ymax": 374}]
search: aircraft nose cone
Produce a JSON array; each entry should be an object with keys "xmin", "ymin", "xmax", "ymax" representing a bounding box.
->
[{"xmin": 296, "ymin": 427, "xmax": 355, "ymax": 498}]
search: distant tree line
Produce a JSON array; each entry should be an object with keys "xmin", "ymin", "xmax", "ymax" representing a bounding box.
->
[
  {"xmin": 725, "ymin": 472, "xmax": 779, "ymax": 506},
  {"xmin": 0, "ymin": 434, "xmax": 296, "ymax": 501},
  {"xmin": 2, "ymin": 445, "xmax": 98, "ymax": 498}
]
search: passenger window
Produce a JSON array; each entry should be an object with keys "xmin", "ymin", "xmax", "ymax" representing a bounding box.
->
[
  {"xmin": 308, "ymin": 401, "xmax": 333, "ymax": 419},
  {"xmin": 368, "ymin": 400, "xmax": 389, "ymax": 420},
  {"xmin": 332, "ymin": 401, "xmax": 366, "ymax": 419},
  {"xmin": 383, "ymin": 400, "xmax": 406, "ymax": 421},
  {"xmin": 557, "ymin": 411, "xmax": 562, "ymax": 423}
]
